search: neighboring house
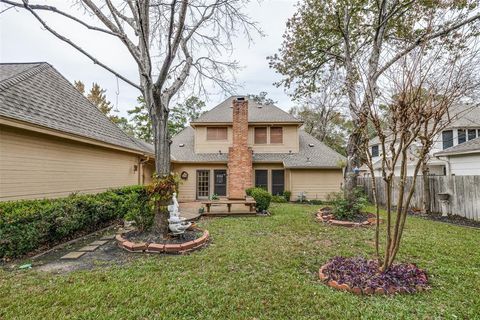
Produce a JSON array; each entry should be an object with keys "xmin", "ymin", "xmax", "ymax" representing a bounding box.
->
[
  {"xmin": 0, "ymin": 62, "xmax": 154, "ymax": 201},
  {"xmin": 434, "ymin": 137, "xmax": 480, "ymax": 175},
  {"xmin": 364, "ymin": 104, "xmax": 480, "ymax": 176},
  {"xmin": 170, "ymin": 97, "xmax": 345, "ymax": 202}
]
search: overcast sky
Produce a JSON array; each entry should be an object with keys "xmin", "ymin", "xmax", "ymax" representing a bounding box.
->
[{"xmin": 0, "ymin": 0, "xmax": 298, "ymax": 117}]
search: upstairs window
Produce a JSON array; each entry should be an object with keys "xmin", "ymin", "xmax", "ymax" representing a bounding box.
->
[
  {"xmin": 254, "ymin": 127, "xmax": 267, "ymax": 144},
  {"xmin": 458, "ymin": 129, "xmax": 466, "ymax": 144},
  {"xmin": 468, "ymin": 129, "xmax": 477, "ymax": 141},
  {"xmin": 371, "ymin": 145, "xmax": 379, "ymax": 157},
  {"xmin": 442, "ymin": 130, "xmax": 453, "ymax": 149},
  {"xmin": 270, "ymin": 127, "xmax": 283, "ymax": 144},
  {"xmin": 206, "ymin": 127, "xmax": 227, "ymax": 140}
]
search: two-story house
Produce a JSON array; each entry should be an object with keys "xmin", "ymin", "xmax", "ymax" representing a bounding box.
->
[
  {"xmin": 170, "ymin": 97, "xmax": 345, "ymax": 202},
  {"xmin": 365, "ymin": 103, "xmax": 480, "ymax": 176}
]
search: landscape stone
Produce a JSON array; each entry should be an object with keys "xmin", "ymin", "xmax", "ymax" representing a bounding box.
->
[
  {"xmin": 60, "ymin": 251, "xmax": 86, "ymax": 260},
  {"xmin": 78, "ymin": 245, "xmax": 99, "ymax": 252},
  {"xmin": 90, "ymin": 240, "xmax": 108, "ymax": 246}
]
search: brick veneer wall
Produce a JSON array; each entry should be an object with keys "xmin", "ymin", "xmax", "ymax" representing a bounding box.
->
[{"xmin": 227, "ymin": 98, "xmax": 253, "ymax": 199}]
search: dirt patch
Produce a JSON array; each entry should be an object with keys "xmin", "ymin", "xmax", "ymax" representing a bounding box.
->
[
  {"xmin": 410, "ymin": 211, "xmax": 480, "ymax": 228},
  {"xmin": 3, "ymin": 227, "xmax": 144, "ymax": 274}
]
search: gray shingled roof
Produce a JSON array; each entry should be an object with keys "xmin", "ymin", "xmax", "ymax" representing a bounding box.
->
[
  {"xmin": 0, "ymin": 62, "xmax": 153, "ymax": 155},
  {"xmin": 191, "ymin": 96, "xmax": 302, "ymax": 124},
  {"xmin": 171, "ymin": 126, "xmax": 345, "ymax": 168},
  {"xmin": 434, "ymin": 137, "xmax": 480, "ymax": 156},
  {"xmin": 448, "ymin": 103, "xmax": 480, "ymax": 128},
  {"xmin": 369, "ymin": 103, "xmax": 480, "ymax": 146}
]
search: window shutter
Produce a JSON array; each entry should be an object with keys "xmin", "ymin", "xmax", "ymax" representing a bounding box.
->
[
  {"xmin": 254, "ymin": 127, "xmax": 267, "ymax": 144},
  {"xmin": 270, "ymin": 127, "xmax": 283, "ymax": 143},
  {"xmin": 207, "ymin": 127, "xmax": 227, "ymax": 140}
]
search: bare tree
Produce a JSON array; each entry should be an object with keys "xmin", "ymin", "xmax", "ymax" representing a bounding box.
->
[
  {"xmin": 270, "ymin": 0, "xmax": 480, "ymax": 213},
  {"xmin": 1, "ymin": 0, "xmax": 259, "ymax": 234},
  {"xmin": 362, "ymin": 37, "xmax": 480, "ymax": 271}
]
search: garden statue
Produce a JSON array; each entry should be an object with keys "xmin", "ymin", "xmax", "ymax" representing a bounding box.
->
[{"xmin": 167, "ymin": 193, "xmax": 191, "ymax": 235}]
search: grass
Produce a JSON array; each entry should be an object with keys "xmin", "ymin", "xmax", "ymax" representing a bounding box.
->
[{"xmin": 1, "ymin": 203, "xmax": 479, "ymax": 319}]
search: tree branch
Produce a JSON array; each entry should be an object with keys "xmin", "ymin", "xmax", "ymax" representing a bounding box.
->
[
  {"xmin": 14, "ymin": 0, "xmax": 140, "ymax": 90},
  {"xmin": 375, "ymin": 12, "xmax": 480, "ymax": 79}
]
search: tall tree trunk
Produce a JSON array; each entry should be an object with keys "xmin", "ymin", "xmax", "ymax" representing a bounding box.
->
[
  {"xmin": 344, "ymin": 124, "xmax": 362, "ymax": 209},
  {"xmin": 149, "ymin": 89, "xmax": 172, "ymax": 236},
  {"xmin": 422, "ymin": 161, "xmax": 431, "ymax": 214}
]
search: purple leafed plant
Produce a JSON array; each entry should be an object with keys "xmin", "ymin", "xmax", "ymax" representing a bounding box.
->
[{"xmin": 323, "ymin": 256, "xmax": 429, "ymax": 293}]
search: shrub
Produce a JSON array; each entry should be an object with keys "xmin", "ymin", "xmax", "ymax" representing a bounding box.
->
[
  {"xmin": 123, "ymin": 187, "xmax": 152, "ymax": 232},
  {"xmin": 249, "ymin": 187, "xmax": 272, "ymax": 212},
  {"xmin": 328, "ymin": 188, "xmax": 368, "ymax": 220},
  {"xmin": 245, "ymin": 187, "xmax": 256, "ymax": 197},
  {"xmin": 271, "ymin": 195, "xmax": 287, "ymax": 203},
  {"xmin": 283, "ymin": 190, "xmax": 291, "ymax": 202},
  {"xmin": 0, "ymin": 186, "xmax": 149, "ymax": 260}
]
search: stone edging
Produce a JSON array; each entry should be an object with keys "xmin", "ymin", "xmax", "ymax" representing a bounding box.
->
[
  {"xmin": 318, "ymin": 263, "xmax": 427, "ymax": 295},
  {"xmin": 116, "ymin": 227, "xmax": 209, "ymax": 254},
  {"xmin": 316, "ymin": 208, "xmax": 381, "ymax": 227}
]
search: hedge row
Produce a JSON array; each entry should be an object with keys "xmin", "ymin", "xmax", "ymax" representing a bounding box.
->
[{"xmin": 0, "ymin": 186, "xmax": 149, "ymax": 260}]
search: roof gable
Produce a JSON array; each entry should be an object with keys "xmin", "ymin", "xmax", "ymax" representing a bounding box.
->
[
  {"xmin": 191, "ymin": 96, "xmax": 302, "ymax": 124},
  {"xmin": 0, "ymin": 62, "xmax": 152, "ymax": 154}
]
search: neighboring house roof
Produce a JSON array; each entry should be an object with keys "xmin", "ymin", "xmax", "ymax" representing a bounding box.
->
[
  {"xmin": 171, "ymin": 127, "xmax": 345, "ymax": 168},
  {"xmin": 191, "ymin": 96, "xmax": 303, "ymax": 124},
  {"xmin": 0, "ymin": 62, "xmax": 153, "ymax": 155},
  {"xmin": 435, "ymin": 137, "xmax": 480, "ymax": 156},
  {"xmin": 368, "ymin": 103, "xmax": 480, "ymax": 146},
  {"xmin": 447, "ymin": 103, "xmax": 480, "ymax": 128}
]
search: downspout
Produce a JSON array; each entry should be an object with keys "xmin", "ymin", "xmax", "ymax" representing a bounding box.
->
[
  {"xmin": 139, "ymin": 155, "xmax": 151, "ymax": 185},
  {"xmin": 434, "ymin": 155, "xmax": 451, "ymax": 176}
]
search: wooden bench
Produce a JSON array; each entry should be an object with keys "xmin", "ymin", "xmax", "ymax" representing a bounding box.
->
[{"xmin": 201, "ymin": 197, "xmax": 256, "ymax": 214}]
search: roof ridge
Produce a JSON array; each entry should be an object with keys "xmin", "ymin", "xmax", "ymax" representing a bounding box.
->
[{"xmin": 0, "ymin": 63, "xmax": 49, "ymax": 90}]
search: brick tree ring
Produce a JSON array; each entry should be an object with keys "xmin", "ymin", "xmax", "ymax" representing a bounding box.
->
[
  {"xmin": 318, "ymin": 257, "xmax": 429, "ymax": 295},
  {"xmin": 115, "ymin": 226, "xmax": 210, "ymax": 254}
]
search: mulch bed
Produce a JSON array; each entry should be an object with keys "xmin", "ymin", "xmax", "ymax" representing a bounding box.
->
[
  {"xmin": 316, "ymin": 207, "xmax": 379, "ymax": 227},
  {"xmin": 319, "ymin": 257, "xmax": 429, "ymax": 295},
  {"xmin": 409, "ymin": 210, "xmax": 480, "ymax": 229}
]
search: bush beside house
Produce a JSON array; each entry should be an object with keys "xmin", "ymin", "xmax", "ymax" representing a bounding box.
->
[
  {"xmin": 0, "ymin": 186, "xmax": 150, "ymax": 260},
  {"xmin": 246, "ymin": 187, "xmax": 272, "ymax": 212}
]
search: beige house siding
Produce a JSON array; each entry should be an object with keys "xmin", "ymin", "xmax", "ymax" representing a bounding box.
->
[
  {"xmin": 194, "ymin": 126, "xmax": 233, "ymax": 153},
  {"xmin": 0, "ymin": 125, "xmax": 144, "ymax": 201},
  {"xmin": 193, "ymin": 125, "xmax": 300, "ymax": 154},
  {"xmin": 172, "ymin": 163, "xmax": 228, "ymax": 202},
  {"xmin": 288, "ymin": 169, "xmax": 343, "ymax": 201},
  {"xmin": 248, "ymin": 125, "xmax": 299, "ymax": 153}
]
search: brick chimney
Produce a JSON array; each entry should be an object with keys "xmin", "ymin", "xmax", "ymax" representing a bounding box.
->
[{"xmin": 227, "ymin": 97, "xmax": 253, "ymax": 199}]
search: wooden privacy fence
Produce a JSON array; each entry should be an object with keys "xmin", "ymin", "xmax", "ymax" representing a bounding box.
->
[{"xmin": 357, "ymin": 176, "xmax": 480, "ymax": 221}]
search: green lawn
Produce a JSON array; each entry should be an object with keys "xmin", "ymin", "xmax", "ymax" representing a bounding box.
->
[{"xmin": 1, "ymin": 204, "xmax": 479, "ymax": 319}]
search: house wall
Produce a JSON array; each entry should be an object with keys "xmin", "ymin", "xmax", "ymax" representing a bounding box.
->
[
  {"xmin": 194, "ymin": 126, "xmax": 233, "ymax": 154},
  {"xmin": 172, "ymin": 163, "xmax": 228, "ymax": 202},
  {"xmin": 194, "ymin": 124, "xmax": 300, "ymax": 154},
  {"xmin": 0, "ymin": 125, "xmax": 144, "ymax": 201},
  {"xmin": 288, "ymin": 169, "xmax": 343, "ymax": 201},
  {"xmin": 248, "ymin": 125, "xmax": 299, "ymax": 153},
  {"xmin": 448, "ymin": 154, "xmax": 480, "ymax": 175},
  {"xmin": 172, "ymin": 163, "xmax": 343, "ymax": 202}
]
